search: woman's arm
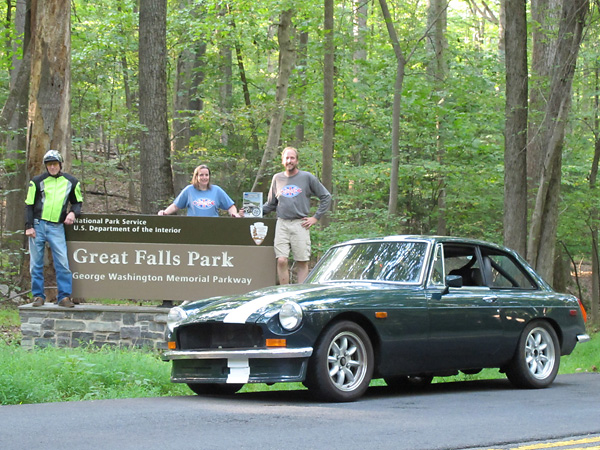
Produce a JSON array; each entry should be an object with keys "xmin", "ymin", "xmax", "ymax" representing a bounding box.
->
[
  {"xmin": 158, "ymin": 204, "xmax": 180, "ymax": 216},
  {"xmin": 228, "ymin": 205, "xmax": 243, "ymax": 218}
]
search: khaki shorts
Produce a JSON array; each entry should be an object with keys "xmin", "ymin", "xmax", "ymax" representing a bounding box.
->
[{"xmin": 274, "ymin": 218, "xmax": 311, "ymax": 261}]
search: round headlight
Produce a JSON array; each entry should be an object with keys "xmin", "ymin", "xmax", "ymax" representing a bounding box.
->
[
  {"xmin": 167, "ymin": 307, "xmax": 188, "ymax": 332},
  {"xmin": 279, "ymin": 301, "xmax": 303, "ymax": 331}
]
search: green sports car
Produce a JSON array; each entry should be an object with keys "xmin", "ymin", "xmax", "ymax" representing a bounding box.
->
[{"xmin": 163, "ymin": 235, "xmax": 590, "ymax": 402}]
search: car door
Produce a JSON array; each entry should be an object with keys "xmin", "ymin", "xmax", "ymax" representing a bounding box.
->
[
  {"xmin": 478, "ymin": 246, "xmax": 546, "ymax": 361},
  {"xmin": 425, "ymin": 243, "xmax": 504, "ymax": 371}
]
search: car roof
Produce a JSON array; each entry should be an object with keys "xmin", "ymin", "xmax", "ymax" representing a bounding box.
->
[
  {"xmin": 325, "ymin": 235, "xmax": 550, "ymax": 290},
  {"xmin": 336, "ymin": 235, "xmax": 506, "ymax": 251}
]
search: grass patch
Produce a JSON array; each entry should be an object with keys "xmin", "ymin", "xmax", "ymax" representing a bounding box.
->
[
  {"xmin": 0, "ymin": 341, "xmax": 191, "ymax": 404},
  {"xmin": 0, "ymin": 304, "xmax": 597, "ymax": 405},
  {"xmin": 0, "ymin": 307, "xmax": 19, "ymax": 327}
]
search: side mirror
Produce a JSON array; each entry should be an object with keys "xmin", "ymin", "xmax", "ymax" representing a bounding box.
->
[
  {"xmin": 439, "ymin": 274, "xmax": 463, "ymax": 296},
  {"xmin": 446, "ymin": 274, "xmax": 463, "ymax": 288}
]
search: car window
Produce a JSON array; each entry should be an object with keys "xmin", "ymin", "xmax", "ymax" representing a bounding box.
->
[
  {"xmin": 443, "ymin": 245, "xmax": 485, "ymax": 287},
  {"xmin": 308, "ymin": 241, "xmax": 429, "ymax": 284},
  {"xmin": 482, "ymin": 250, "xmax": 536, "ymax": 289},
  {"xmin": 430, "ymin": 243, "xmax": 445, "ymax": 286}
]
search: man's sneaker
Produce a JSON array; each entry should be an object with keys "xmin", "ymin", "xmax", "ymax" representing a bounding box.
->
[
  {"xmin": 58, "ymin": 297, "xmax": 75, "ymax": 308},
  {"xmin": 32, "ymin": 297, "xmax": 45, "ymax": 307}
]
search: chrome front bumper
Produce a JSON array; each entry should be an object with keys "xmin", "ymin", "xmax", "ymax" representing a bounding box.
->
[
  {"xmin": 162, "ymin": 347, "xmax": 313, "ymax": 361},
  {"xmin": 163, "ymin": 347, "xmax": 314, "ymax": 385}
]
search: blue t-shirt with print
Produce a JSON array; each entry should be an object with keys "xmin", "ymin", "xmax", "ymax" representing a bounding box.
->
[{"xmin": 173, "ymin": 184, "xmax": 235, "ymax": 217}]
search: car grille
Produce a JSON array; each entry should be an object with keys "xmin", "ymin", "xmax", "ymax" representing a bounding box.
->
[{"xmin": 176, "ymin": 323, "xmax": 265, "ymax": 350}]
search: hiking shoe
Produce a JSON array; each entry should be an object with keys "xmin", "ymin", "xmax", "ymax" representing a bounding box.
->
[
  {"xmin": 32, "ymin": 297, "xmax": 45, "ymax": 307},
  {"xmin": 58, "ymin": 297, "xmax": 75, "ymax": 308}
]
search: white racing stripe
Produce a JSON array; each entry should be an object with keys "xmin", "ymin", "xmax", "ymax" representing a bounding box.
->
[
  {"xmin": 227, "ymin": 358, "xmax": 250, "ymax": 383},
  {"xmin": 223, "ymin": 286, "xmax": 330, "ymax": 324}
]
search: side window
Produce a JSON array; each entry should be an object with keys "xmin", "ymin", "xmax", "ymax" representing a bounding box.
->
[
  {"xmin": 443, "ymin": 245, "xmax": 484, "ymax": 287},
  {"xmin": 483, "ymin": 250, "xmax": 536, "ymax": 289},
  {"xmin": 430, "ymin": 244, "xmax": 445, "ymax": 286}
]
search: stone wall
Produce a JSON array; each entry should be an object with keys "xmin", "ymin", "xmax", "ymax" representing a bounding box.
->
[{"xmin": 19, "ymin": 304, "xmax": 169, "ymax": 350}]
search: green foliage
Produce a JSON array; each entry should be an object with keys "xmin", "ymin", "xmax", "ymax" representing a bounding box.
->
[
  {"xmin": 1, "ymin": 1, "xmax": 600, "ymax": 311},
  {"xmin": 0, "ymin": 307, "xmax": 19, "ymax": 328},
  {"xmin": 0, "ymin": 341, "xmax": 190, "ymax": 405}
]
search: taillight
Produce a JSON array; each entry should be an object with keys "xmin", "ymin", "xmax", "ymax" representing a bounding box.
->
[{"xmin": 577, "ymin": 298, "xmax": 588, "ymax": 323}]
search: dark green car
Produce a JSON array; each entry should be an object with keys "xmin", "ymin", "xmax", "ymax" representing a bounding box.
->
[{"xmin": 163, "ymin": 235, "xmax": 590, "ymax": 402}]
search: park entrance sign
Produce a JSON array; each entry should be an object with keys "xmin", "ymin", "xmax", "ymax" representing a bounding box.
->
[{"xmin": 66, "ymin": 214, "xmax": 276, "ymax": 301}]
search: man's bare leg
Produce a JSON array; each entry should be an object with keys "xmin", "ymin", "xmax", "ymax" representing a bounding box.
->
[
  {"xmin": 277, "ymin": 257, "xmax": 290, "ymax": 285},
  {"xmin": 296, "ymin": 261, "xmax": 309, "ymax": 284}
]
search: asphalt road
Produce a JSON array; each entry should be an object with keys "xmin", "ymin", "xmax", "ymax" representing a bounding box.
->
[{"xmin": 1, "ymin": 373, "xmax": 599, "ymax": 450}]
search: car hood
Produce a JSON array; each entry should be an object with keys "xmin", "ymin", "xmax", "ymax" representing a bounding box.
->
[{"xmin": 178, "ymin": 281, "xmax": 415, "ymax": 325}]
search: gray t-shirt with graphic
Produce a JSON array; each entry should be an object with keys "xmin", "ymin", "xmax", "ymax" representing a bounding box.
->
[{"xmin": 263, "ymin": 170, "xmax": 331, "ymax": 220}]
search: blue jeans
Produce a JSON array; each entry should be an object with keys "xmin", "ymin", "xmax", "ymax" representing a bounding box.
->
[{"xmin": 29, "ymin": 219, "xmax": 72, "ymax": 301}]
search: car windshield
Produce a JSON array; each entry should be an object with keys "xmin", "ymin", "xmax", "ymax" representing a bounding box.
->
[{"xmin": 307, "ymin": 241, "xmax": 429, "ymax": 284}]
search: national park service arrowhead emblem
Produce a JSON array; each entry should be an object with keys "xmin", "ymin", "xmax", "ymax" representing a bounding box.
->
[{"xmin": 250, "ymin": 222, "xmax": 268, "ymax": 246}]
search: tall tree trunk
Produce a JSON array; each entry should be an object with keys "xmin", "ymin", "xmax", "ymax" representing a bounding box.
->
[
  {"xmin": 525, "ymin": 0, "xmax": 561, "ymax": 270},
  {"xmin": 117, "ymin": 0, "xmax": 138, "ymax": 207},
  {"xmin": 589, "ymin": 61, "xmax": 600, "ymax": 325},
  {"xmin": 1, "ymin": 0, "xmax": 30, "ymax": 292},
  {"xmin": 527, "ymin": 0, "xmax": 589, "ymax": 283},
  {"xmin": 24, "ymin": 0, "xmax": 71, "ymax": 301},
  {"xmin": 352, "ymin": 0, "xmax": 368, "ymax": 83},
  {"xmin": 120, "ymin": 51, "xmax": 138, "ymax": 207},
  {"xmin": 251, "ymin": 9, "xmax": 295, "ymax": 192},
  {"xmin": 230, "ymin": 9, "xmax": 261, "ymax": 161},
  {"xmin": 322, "ymin": 0, "xmax": 334, "ymax": 228},
  {"xmin": 217, "ymin": 5, "xmax": 233, "ymax": 148},
  {"xmin": 427, "ymin": 0, "xmax": 448, "ymax": 235},
  {"xmin": 503, "ymin": 0, "xmax": 528, "ymax": 257},
  {"xmin": 27, "ymin": 0, "xmax": 71, "ymax": 173},
  {"xmin": 139, "ymin": 0, "xmax": 173, "ymax": 213},
  {"xmin": 293, "ymin": 30, "xmax": 309, "ymax": 147},
  {"xmin": 378, "ymin": 0, "xmax": 406, "ymax": 217},
  {"xmin": 498, "ymin": 0, "xmax": 506, "ymax": 54},
  {"xmin": 527, "ymin": 0, "xmax": 561, "ymax": 199},
  {"xmin": 171, "ymin": 0, "xmax": 206, "ymax": 192},
  {"xmin": 172, "ymin": 46, "xmax": 197, "ymax": 193},
  {"xmin": 4, "ymin": 0, "xmax": 30, "ymax": 241}
]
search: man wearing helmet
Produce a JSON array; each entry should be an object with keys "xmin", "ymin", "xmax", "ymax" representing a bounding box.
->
[{"xmin": 25, "ymin": 150, "xmax": 83, "ymax": 307}]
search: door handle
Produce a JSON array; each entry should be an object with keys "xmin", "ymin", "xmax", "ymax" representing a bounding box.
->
[{"xmin": 482, "ymin": 296, "xmax": 498, "ymax": 303}]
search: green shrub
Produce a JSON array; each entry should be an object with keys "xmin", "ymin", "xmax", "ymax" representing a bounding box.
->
[{"xmin": 0, "ymin": 342, "xmax": 189, "ymax": 405}]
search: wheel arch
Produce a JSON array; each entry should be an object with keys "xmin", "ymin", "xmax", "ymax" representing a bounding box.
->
[
  {"xmin": 525, "ymin": 316, "xmax": 564, "ymax": 353},
  {"xmin": 314, "ymin": 312, "xmax": 382, "ymax": 367}
]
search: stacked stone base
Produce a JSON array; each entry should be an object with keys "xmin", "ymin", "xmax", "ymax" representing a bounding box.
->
[{"xmin": 19, "ymin": 304, "xmax": 169, "ymax": 350}]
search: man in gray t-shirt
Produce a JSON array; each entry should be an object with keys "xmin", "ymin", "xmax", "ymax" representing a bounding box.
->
[{"xmin": 263, "ymin": 147, "xmax": 331, "ymax": 284}]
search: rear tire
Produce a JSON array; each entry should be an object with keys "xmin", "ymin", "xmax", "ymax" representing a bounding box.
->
[
  {"xmin": 187, "ymin": 383, "xmax": 243, "ymax": 395},
  {"xmin": 505, "ymin": 321, "xmax": 560, "ymax": 389},
  {"xmin": 306, "ymin": 321, "xmax": 374, "ymax": 402}
]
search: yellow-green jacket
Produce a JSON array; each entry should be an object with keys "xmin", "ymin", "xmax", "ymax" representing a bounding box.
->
[{"xmin": 25, "ymin": 171, "xmax": 83, "ymax": 229}]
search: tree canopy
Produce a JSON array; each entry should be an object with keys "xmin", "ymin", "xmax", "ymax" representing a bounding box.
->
[{"xmin": 1, "ymin": 0, "xmax": 600, "ymax": 322}]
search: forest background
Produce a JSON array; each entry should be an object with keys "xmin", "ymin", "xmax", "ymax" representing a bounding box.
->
[{"xmin": 1, "ymin": 0, "xmax": 600, "ymax": 325}]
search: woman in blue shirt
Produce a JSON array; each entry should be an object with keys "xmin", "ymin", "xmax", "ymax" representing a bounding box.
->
[{"xmin": 158, "ymin": 165, "xmax": 243, "ymax": 217}]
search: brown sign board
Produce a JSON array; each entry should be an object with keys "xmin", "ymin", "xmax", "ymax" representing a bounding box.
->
[{"xmin": 65, "ymin": 214, "xmax": 277, "ymax": 301}]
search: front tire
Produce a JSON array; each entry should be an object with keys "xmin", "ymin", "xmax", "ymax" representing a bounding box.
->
[
  {"xmin": 505, "ymin": 321, "xmax": 560, "ymax": 389},
  {"xmin": 306, "ymin": 321, "xmax": 374, "ymax": 402}
]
